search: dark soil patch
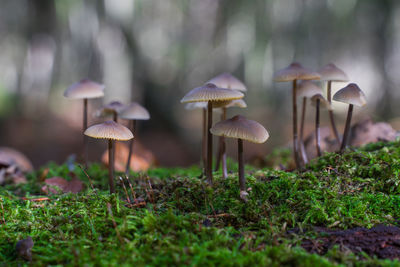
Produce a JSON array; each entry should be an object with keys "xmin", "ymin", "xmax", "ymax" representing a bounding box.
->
[{"xmin": 301, "ymin": 225, "xmax": 400, "ymax": 259}]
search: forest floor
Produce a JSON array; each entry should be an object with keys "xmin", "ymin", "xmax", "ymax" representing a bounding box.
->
[{"xmin": 2, "ymin": 141, "xmax": 400, "ymax": 266}]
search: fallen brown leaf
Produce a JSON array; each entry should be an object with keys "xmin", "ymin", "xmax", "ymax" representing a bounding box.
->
[{"xmin": 42, "ymin": 176, "xmax": 84, "ymax": 194}]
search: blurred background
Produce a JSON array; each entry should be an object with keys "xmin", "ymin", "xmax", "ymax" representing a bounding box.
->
[{"xmin": 0, "ymin": 0, "xmax": 398, "ymax": 168}]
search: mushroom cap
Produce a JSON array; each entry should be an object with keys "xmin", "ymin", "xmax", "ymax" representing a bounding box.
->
[
  {"xmin": 273, "ymin": 62, "xmax": 321, "ymax": 82},
  {"xmin": 181, "ymin": 83, "xmax": 244, "ymax": 103},
  {"xmin": 210, "ymin": 115, "xmax": 269, "ymax": 143},
  {"xmin": 333, "ymin": 83, "xmax": 367, "ymax": 107},
  {"xmin": 318, "ymin": 63, "xmax": 349, "ymax": 82},
  {"xmin": 297, "ymin": 81, "xmax": 323, "ymax": 99},
  {"xmin": 64, "ymin": 79, "xmax": 105, "ymax": 99},
  {"xmin": 207, "ymin": 72, "xmax": 247, "ymax": 91},
  {"xmin": 96, "ymin": 101, "xmax": 125, "ymax": 118},
  {"xmin": 310, "ymin": 94, "xmax": 332, "ymax": 110},
  {"xmin": 84, "ymin": 120, "xmax": 133, "ymax": 141},
  {"xmin": 119, "ymin": 102, "xmax": 150, "ymax": 120},
  {"xmin": 185, "ymin": 102, "xmax": 208, "ymax": 110},
  {"xmin": 213, "ymin": 99, "xmax": 247, "ymax": 109}
]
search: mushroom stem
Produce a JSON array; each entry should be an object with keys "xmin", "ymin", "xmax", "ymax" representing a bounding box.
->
[
  {"xmin": 215, "ymin": 108, "xmax": 227, "ymax": 178},
  {"xmin": 202, "ymin": 108, "xmax": 207, "ymax": 174},
  {"xmin": 292, "ymin": 79, "xmax": 301, "ymax": 168},
  {"xmin": 206, "ymin": 101, "xmax": 213, "ymax": 185},
  {"xmin": 299, "ymin": 97, "xmax": 308, "ymax": 164},
  {"xmin": 327, "ymin": 81, "xmax": 341, "ymax": 144},
  {"xmin": 125, "ymin": 120, "xmax": 136, "ymax": 175},
  {"xmin": 108, "ymin": 139, "xmax": 115, "ymax": 194},
  {"xmin": 340, "ymin": 104, "xmax": 353, "ymax": 152},
  {"xmin": 112, "ymin": 112, "xmax": 117, "ymax": 170},
  {"xmin": 83, "ymin": 98, "xmax": 88, "ymax": 168},
  {"xmin": 315, "ymin": 98, "xmax": 321, "ymax": 157},
  {"xmin": 238, "ymin": 138, "xmax": 245, "ymax": 192}
]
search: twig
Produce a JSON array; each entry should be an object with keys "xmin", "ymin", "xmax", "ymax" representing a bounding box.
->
[
  {"xmin": 124, "ymin": 175, "xmax": 137, "ymax": 204},
  {"xmin": 106, "ymin": 203, "xmax": 123, "ymax": 244},
  {"xmin": 21, "ymin": 197, "xmax": 50, "ymax": 202},
  {"xmin": 78, "ymin": 164, "xmax": 95, "ymax": 191},
  {"xmin": 119, "ymin": 177, "xmax": 131, "ymax": 204}
]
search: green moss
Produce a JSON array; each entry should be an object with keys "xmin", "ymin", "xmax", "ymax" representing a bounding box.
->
[{"xmin": 2, "ymin": 141, "xmax": 400, "ymax": 265}]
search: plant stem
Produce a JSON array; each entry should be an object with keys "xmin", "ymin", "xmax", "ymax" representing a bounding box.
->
[
  {"xmin": 206, "ymin": 102, "xmax": 213, "ymax": 185},
  {"xmin": 292, "ymin": 79, "xmax": 301, "ymax": 168},
  {"xmin": 215, "ymin": 108, "xmax": 227, "ymax": 178},
  {"xmin": 316, "ymin": 98, "xmax": 321, "ymax": 157},
  {"xmin": 340, "ymin": 104, "xmax": 353, "ymax": 152},
  {"xmin": 327, "ymin": 81, "xmax": 341, "ymax": 144},
  {"xmin": 108, "ymin": 139, "xmax": 115, "ymax": 194},
  {"xmin": 202, "ymin": 108, "xmax": 207, "ymax": 174},
  {"xmin": 125, "ymin": 120, "xmax": 136, "ymax": 175},
  {"xmin": 83, "ymin": 98, "xmax": 88, "ymax": 168},
  {"xmin": 238, "ymin": 139, "xmax": 245, "ymax": 191},
  {"xmin": 299, "ymin": 97, "xmax": 308, "ymax": 164}
]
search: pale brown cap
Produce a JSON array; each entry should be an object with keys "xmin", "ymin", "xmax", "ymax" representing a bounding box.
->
[
  {"xmin": 96, "ymin": 101, "xmax": 125, "ymax": 117},
  {"xmin": 119, "ymin": 102, "xmax": 150, "ymax": 120},
  {"xmin": 84, "ymin": 120, "xmax": 133, "ymax": 141},
  {"xmin": 333, "ymin": 83, "xmax": 367, "ymax": 107},
  {"xmin": 207, "ymin": 73, "xmax": 247, "ymax": 91},
  {"xmin": 64, "ymin": 79, "xmax": 105, "ymax": 99},
  {"xmin": 297, "ymin": 81, "xmax": 323, "ymax": 99},
  {"xmin": 274, "ymin": 62, "xmax": 320, "ymax": 82},
  {"xmin": 318, "ymin": 63, "xmax": 349, "ymax": 82},
  {"xmin": 181, "ymin": 83, "xmax": 244, "ymax": 103},
  {"xmin": 210, "ymin": 115, "xmax": 269, "ymax": 143},
  {"xmin": 310, "ymin": 94, "xmax": 332, "ymax": 110}
]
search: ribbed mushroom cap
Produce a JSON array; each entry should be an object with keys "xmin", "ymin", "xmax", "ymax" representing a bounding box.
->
[
  {"xmin": 213, "ymin": 99, "xmax": 247, "ymax": 109},
  {"xmin": 207, "ymin": 73, "xmax": 247, "ymax": 91},
  {"xmin": 318, "ymin": 63, "xmax": 349, "ymax": 82},
  {"xmin": 210, "ymin": 115, "xmax": 269, "ymax": 143},
  {"xmin": 297, "ymin": 81, "xmax": 323, "ymax": 98},
  {"xmin": 119, "ymin": 102, "xmax": 150, "ymax": 120},
  {"xmin": 310, "ymin": 94, "xmax": 332, "ymax": 110},
  {"xmin": 84, "ymin": 121, "xmax": 133, "ymax": 141},
  {"xmin": 64, "ymin": 79, "xmax": 105, "ymax": 99},
  {"xmin": 333, "ymin": 83, "xmax": 367, "ymax": 107},
  {"xmin": 274, "ymin": 62, "xmax": 321, "ymax": 82},
  {"xmin": 181, "ymin": 83, "xmax": 244, "ymax": 103},
  {"xmin": 185, "ymin": 102, "xmax": 208, "ymax": 110}
]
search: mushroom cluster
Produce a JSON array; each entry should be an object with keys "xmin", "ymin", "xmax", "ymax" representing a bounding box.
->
[{"xmin": 64, "ymin": 81, "xmax": 150, "ymax": 194}]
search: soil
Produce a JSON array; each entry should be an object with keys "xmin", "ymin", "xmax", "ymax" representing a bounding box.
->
[{"xmin": 300, "ymin": 225, "xmax": 400, "ymax": 259}]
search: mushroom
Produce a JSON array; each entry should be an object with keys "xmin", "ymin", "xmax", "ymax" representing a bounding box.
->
[
  {"xmin": 181, "ymin": 83, "xmax": 244, "ymax": 185},
  {"xmin": 212, "ymin": 99, "xmax": 247, "ymax": 178},
  {"xmin": 297, "ymin": 81, "xmax": 323, "ymax": 163},
  {"xmin": 185, "ymin": 102, "xmax": 208, "ymax": 172},
  {"xmin": 64, "ymin": 79, "xmax": 105, "ymax": 167},
  {"xmin": 273, "ymin": 63, "xmax": 320, "ymax": 168},
  {"xmin": 84, "ymin": 120, "xmax": 133, "ymax": 193},
  {"xmin": 97, "ymin": 101, "xmax": 125, "ymax": 122},
  {"xmin": 119, "ymin": 102, "xmax": 150, "ymax": 175},
  {"xmin": 318, "ymin": 63, "xmax": 349, "ymax": 144},
  {"xmin": 207, "ymin": 73, "xmax": 247, "ymax": 177},
  {"xmin": 210, "ymin": 115, "xmax": 269, "ymax": 201},
  {"xmin": 333, "ymin": 83, "xmax": 367, "ymax": 152},
  {"xmin": 310, "ymin": 94, "xmax": 332, "ymax": 157}
]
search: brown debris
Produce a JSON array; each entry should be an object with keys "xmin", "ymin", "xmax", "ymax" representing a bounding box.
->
[
  {"xmin": 42, "ymin": 176, "xmax": 84, "ymax": 194},
  {"xmin": 349, "ymin": 118, "xmax": 397, "ymax": 147}
]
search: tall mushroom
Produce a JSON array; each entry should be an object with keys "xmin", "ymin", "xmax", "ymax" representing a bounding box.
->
[
  {"xmin": 333, "ymin": 83, "xmax": 367, "ymax": 152},
  {"xmin": 64, "ymin": 79, "xmax": 105, "ymax": 167},
  {"xmin": 318, "ymin": 63, "xmax": 349, "ymax": 144},
  {"xmin": 210, "ymin": 115, "xmax": 269, "ymax": 201},
  {"xmin": 119, "ymin": 102, "xmax": 150, "ymax": 175},
  {"xmin": 181, "ymin": 83, "xmax": 244, "ymax": 185},
  {"xmin": 297, "ymin": 81, "xmax": 323, "ymax": 163},
  {"xmin": 185, "ymin": 102, "xmax": 208, "ymax": 173},
  {"xmin": 212, "ymin": 99, "xmax": 247, "ymax": 178},
  {"xmin": 84, "ymin": 121, "xmax": 133, "ymax": 194},
  {"xmin": 310, "ymin": 94, "xmax": 332, "ymax": 157},
  {"xmin": 207, "ymin": 73, "xmax": 247, "ymax": 175},
  {"xmin": 273, "ymin": 63, "xmax": 320, "ymax": 168}
]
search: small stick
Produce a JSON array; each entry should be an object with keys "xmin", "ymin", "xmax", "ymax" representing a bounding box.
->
[
  {"xmin": 78, "ymin": 164, "xmax": 95, "ymax": 190},
  {"xmin": 106, "ymin": 203, "xmax": 123, "ymax": 244},
  {"xmin": 124, "ymin": 175, "xmax": 137, "ymax": 204},
  {"xmin": 119, "ymin": 177, "xmax": 131, "ymax": 204},
  {"xmin": 146, "ymin": 176, "xmax": 156, "ymax": 208}
]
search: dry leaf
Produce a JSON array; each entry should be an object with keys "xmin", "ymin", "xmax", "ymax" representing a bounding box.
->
[
  {"xmin": 42, "ymin": 176, "xmax": 83, "ymax": 194},
  {"xmin": 349, "ymin": 118, "xmax": 397, "ymax": 147}
]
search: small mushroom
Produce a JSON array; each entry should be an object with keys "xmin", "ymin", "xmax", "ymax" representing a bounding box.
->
[
  {"xmin": 310, "ymin": 94, "xmax": 332, "ymax": 157},
  {"xmin": 274, "ymin": 63, "xmax": 320, "ymax": 168},
  {"xmin": 333, "ymin": 83, "xmax": 367, "ymax": 152},
  {"xmin": 64, "ymin": 79, "xmax": 105, "ymax": 167},
  {"xmin": 119, "ymin": 102, "xmax": 150, "ymax": 175},
  {"xmin": 318, "ymin": 63, "xmax": 349, "ymax": 144},
  {"xmin": 84, "ymin": 121, "xmax": 133, "ymax": 193},
  {"xmin": 297, "ymin": 81, "xmax": 323, "ymax": 163},
  {"xmin": 210, "ymin": 115, "xmax": 269, "ymax": 201},
  {"xmin": 97, "ymin": 101, "xmax": 125, "ymax": 122},
  {"xmin": 181, "ymin": 83, "xmax": 244, "ymax": 185}
]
